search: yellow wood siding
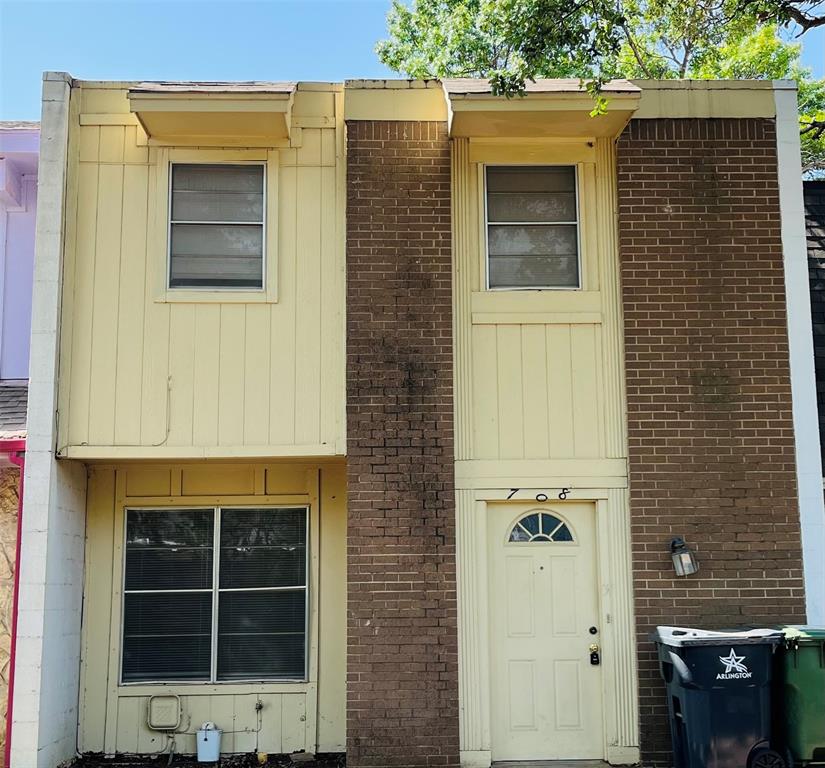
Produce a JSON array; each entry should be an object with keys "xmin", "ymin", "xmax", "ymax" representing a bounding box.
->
[
  {"xmin": 454, "ymin": 138, "xmax": 623, "ymax": 467},
  {"xmin": 78, "ymin": 461, "xmax": 346, "ymax": 755},
  {"xmin": 57, "ymin": 86, "xmax": 345, "ymax": 459},
  {"xmin": 453, "ymin": 136, "xmax": 639, "ymax": 764}
]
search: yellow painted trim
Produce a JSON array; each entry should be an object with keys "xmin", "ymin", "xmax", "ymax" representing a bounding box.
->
[
  {"xmin": 61, "ymin": 444, "xmax": 341, "ymax": 460},
  {"xmin": 448, "ymin": 93, "xmax": 638, "ymax": 138},
  {"xmin": 634, "ymin": 80, "xmax": 776, "ymax": 119},
  {"xmin": 144, "ymin": 136, "xmax": 295, "ymax": 149},
  {"xmin": 80, "ymin": 113, "xmax": 140, "ymax": 126},
  {"xmin": 129, "ymin": 90, "xmax": 295, "ymax": 144},
  {"xmin": 471, "ymin": 290, "xmax": 602, "ymax": 314},
  {"xmin": 119, "ymin": 493, "xmax": 310, "ymax": 505},
  {"xmin": 129, "ymin": 94, "xmax": 293, "ymax": 112},
  {"xmin": 472, "ymin": 311, "xmax": 602, "ymax": 325},
  {"xmin": 293, "ymin": 116, "xmax": 336, "ymax": 128},
  {"xmin": 476, "ymin": 159, "xmax": 596, "ymax": 293},
  {"xmin": 150, "ymin": 147, "xmax": 279, "ymax": 305},
  {"xmin": 344, "ymin": 86, "xmax": 447, "ymax": 121},
  {"xmin": 469, "ymin": 138, "xmax": 596, "ymax": 164},
  {"xmin": 455, "ymin": 458, "xmax": 628, "ymax": 484},
  {"xmin": 118, "ymin": 682, "xmax": 311, "ymax": 696}
]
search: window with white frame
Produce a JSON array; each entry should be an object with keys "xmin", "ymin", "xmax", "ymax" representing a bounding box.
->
[
  {"xmin": 169, "ymin": 163, "xmax": 265, "ymax": 290},
  {"xmin": 122, "ymin": 506, "xmax": 307, "ymax": 683},
  {"xmin": 485, "ymin": 165, "xmax": 580, "ymax": 290}
]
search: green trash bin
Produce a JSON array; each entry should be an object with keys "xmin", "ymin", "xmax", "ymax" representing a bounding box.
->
[{"xmin": 775, "ymin": 626, "xmax": 825, "ymax": 766}]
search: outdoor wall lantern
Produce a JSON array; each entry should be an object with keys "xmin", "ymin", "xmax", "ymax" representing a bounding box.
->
[{"xmin": 670, "ymin": 537, "xmax": 699, "ymax": 577}]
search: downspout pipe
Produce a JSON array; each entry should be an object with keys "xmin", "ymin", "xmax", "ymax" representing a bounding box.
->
[{"xmin": 0, "ymin": 438, "xmax": 25, "ymax": 768}]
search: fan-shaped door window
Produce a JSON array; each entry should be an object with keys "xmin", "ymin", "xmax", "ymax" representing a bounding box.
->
[{"xmin": 508, "ymin": 512, "xmax": 573, "ymax": 543}]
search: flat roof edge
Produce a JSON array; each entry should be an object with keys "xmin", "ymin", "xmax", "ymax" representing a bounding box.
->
[
  {"xmin": 345, "ymin": 79, "xmax": 443, "ymax": 90},
  {"xmin": 633, "ymin": 78, "xmax": 794, "ymax": 91}
]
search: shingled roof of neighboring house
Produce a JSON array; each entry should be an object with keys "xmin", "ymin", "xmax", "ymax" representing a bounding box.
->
[
  {"xmin": 0, "ymin": 121, "xmax": 40, "ymax": 131},
  {"xmin": 0, "ymin": 385, "xmax": 27, "ymax": 440},
  {"xmin": 806, "ymin": 180, "xmax": 825, "ymax": 468}
]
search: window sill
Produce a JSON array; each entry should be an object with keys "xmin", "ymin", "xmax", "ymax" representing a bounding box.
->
[
  {"xmin": 155, "ymin": 289, "xmax": 277, "ymax": 305},
  {"xmin": 470, "ymin": 290, "xmax": 602, "ymax": 325},
  {"xmin": 117, "ymin": 681, "xmax": 310, "ymax": 696}
]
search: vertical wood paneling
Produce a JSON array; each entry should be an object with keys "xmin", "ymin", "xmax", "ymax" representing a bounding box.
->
[
  {"xmin": 571, "ymin": 325, "xmax": 600, "ymax": 458},
  {"xmin": 521, "ymin": 325, "xmax": 549, "ymax": 458},
  {"xmin": 596, "ymin": 138, "xmax": 628, "ymax": 459},
  {"xmin": 294, "ymin": 166, "xmax": 322, "ymax": 445},
  {"xmin": 192, "ymin": 305, "xmax": 220, "ymax": 446},
  {"xmin": 67, "ymin": 155, "xmax": 99, "ymax": 445},
  {"xmin": 547, "ymin": 326, "xmax": 574, "ymax": 457},
  {"xmin": 472, "ymin": 325, "xmax": 499, "ymax": 459},
  {"xmin": 496, "ymin": 325, "xmax": 524, "ymax": 458},
  {"xmin": 281, "ymin": 695, "xmax": 307, "ymax": 752},
  {"xmin": 61, "ymin": 89, "xmax": 345, "ymax": 455},
  {"xmin": 140, "ymin": 298, "xmax": 169, "ymax": 446},
  {"xmin": 113, "ymin": 164, "xmax": 148, "ymax": 444},
  {"xmin": 88, "ymin": 160, "xmax": 124, "ymax": 445},
  {"xmin": 218, "ymin": 305, "xmax": 245, "ymax": 446},
  {"xmin": 168, "ymin": 306, "xmax": 196, "ymax": 445},
  {"xmin": 244, "ymin": 303, "xmax": 270, "ymax": 444},
  {"xmin": 270, "ymin": 163, "xmax": 298, "ymax": 446},
  {"xmin": 453, "ymin": 138, "xmax": 477, "ymax": 461},
  {"xmin": 319, "ymin": 165, "xmax": 339, "ymax": 447},
  {"xmin": 456, "ymin": 492, "xmax": 491, "ymax": 753},
  {"xmin": 78, "ymin": 468, "xmax": 116, "ymax": 752}
]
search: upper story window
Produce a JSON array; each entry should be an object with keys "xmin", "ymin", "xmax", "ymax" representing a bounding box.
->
[
  {"xmin": 122, "ymin": 506, "xmax": 307, "ymax": 683},
  {"xmin": 485, "ymin": 166, "xmax": 580, "ymax": 290},
  {"xmin": 169, "ymin": 163, "xmax": 265, "ymax": 290}
]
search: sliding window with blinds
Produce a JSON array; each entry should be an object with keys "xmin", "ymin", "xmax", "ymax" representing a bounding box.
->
[
  {"xmin": 485, "ymin": 165, "xmax": 580, "ymax": 290},
  {"xmin": 169, "ymin": 163, "xmax": 265, "ymax": 289},
  {"xmin": 121, "ymin": 507, "xmax": 308, "ymax": 683}
]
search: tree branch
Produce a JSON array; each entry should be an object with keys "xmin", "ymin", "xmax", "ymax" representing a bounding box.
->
[
  {"xmin": 620, "ymin": 19, "xmax": 656, "ymax": 76},
  {"xmin": 802, "ymin": 117, "xmax": 825, "ymax": 140},
  {"xmin": 782, "ymin": 1, "xmax": 825, "ymax": 30}
]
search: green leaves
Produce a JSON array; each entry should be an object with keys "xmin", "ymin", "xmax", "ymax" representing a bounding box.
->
[
  {"xmin": 377, "ymin": 0, "xmax": 627, "ymax": 95},
  {"xmin": 377, "ymin": 0, "xmax": 825, "ymax": 174}
]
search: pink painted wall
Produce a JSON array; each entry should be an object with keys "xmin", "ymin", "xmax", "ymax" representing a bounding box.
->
[{"xmin": 0, "ymin": 125, "xmax": 38, "ymax": 382}]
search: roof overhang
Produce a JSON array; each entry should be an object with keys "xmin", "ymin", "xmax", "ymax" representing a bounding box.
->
[
  {"xmin": 444, "ymin": 79, "xmax": 641, "ymax": 139},
  {"xmin": 128, "ymin": 82, "xmax": 296, "ymax": 146},
  {"xmin": 0, "ymin": 124, "xmax": 39, "ymax": 207}
]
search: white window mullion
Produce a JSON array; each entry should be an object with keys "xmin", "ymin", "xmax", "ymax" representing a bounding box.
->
[{"xmin": 211, "ymin": 506, "xmax": 221, "ymax": 683}]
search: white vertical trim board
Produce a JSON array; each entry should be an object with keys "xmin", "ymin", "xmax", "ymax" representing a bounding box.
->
[
  {"xmin": 13, "ymin": 71, "xmax": 89, "ymax": 768},
  {"xmin": 774, "ymin": 82, "xmax": 825, "ymax": 624}
]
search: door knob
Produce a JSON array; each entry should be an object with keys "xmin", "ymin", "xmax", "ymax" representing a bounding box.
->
[{"xmin": 589, "ymin": 643, "xmax": 601, "ymax": 666}]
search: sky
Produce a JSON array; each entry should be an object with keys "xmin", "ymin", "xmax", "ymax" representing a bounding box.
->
[{"xmin": 0, "ymin": 0, "xmax": 823, "ymax": 120}]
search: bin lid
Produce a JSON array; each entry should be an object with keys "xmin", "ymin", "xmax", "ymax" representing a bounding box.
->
[
  {"xmin": 653, "ymin": 625, "xmax": 783, "ymax": 647},
  {"xmin": 781, "ymin": 625, "xmax": 825, "ymax": 644}
]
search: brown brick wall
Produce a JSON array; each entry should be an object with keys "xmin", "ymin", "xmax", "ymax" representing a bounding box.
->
[
  {"xmin": 345, "ymin": 120, "xmax": 459, "ymax": 768},
  {"xmin": 617, "ymin": 118, "xmax": 807, "ymax": 765}
]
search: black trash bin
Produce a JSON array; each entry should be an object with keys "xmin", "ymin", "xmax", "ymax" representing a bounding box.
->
[{"xmin": 653, "ymin": 626, "xmax": 785, "ymax": 768}]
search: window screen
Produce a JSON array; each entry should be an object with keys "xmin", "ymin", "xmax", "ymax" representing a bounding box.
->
[
  {"xmin": 169, "ymin": 164, "xmax": 265, "ymax": 290},
  {"xmin": 486, "ymin": 166, "xmax": 579, "ymax": 289},
  {"xmin": 122, "ymin": 507, "xmax": 307, "ymax": 683}
]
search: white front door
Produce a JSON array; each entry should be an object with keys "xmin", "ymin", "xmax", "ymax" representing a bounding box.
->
[{"xmin": 488, "ymin": 502, "xmax": 604, "ymax": 762}]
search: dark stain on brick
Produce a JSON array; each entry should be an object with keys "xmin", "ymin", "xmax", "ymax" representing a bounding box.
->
[
  {"xmin": 618, "ymin": 117, "xmax": 805, "ymax": 767},
  {"xmin": 345, "ymin": 120, "xmax": 459, "ymax": 768}
]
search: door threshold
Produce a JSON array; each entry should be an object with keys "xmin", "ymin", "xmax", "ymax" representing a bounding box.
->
[{"xmin": 493, "ymin": 762, "xmax": 609, "ymax": 767}]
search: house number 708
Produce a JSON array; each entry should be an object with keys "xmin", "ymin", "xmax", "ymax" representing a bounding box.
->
[{"xmin": 506, "ymin": 488, "xmax": 571, "ymax": 501}]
